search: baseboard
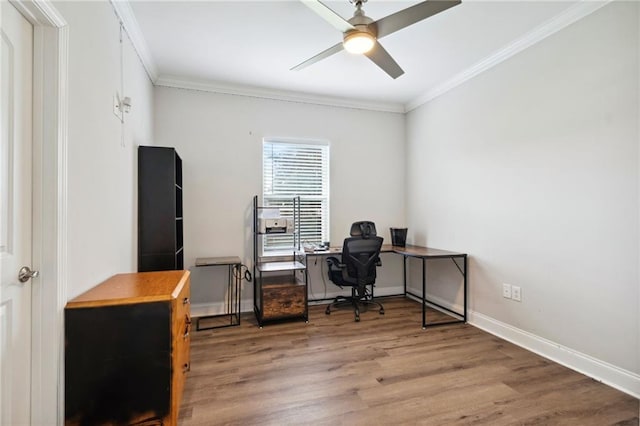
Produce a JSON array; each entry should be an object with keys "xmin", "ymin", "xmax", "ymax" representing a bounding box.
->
[
  {"xmin": 191, "ymin": 301, "xmax": 253, "ymax": 317},
  {"xmin": 470, "ymin": 311, "xmax": 640, "ymax": 399},
  {"xmin": 374, "ymin": 285, "xmax": 405, "ymax": 298},
  {"xmin": 307, "ymin": 285, "xmax": 407, "ymax": 303},
  {"xmin": 190, "ymin": 302, "xmax": 223, "ymax": 318},
  {"xmin": 193, "ymin": 285, "xmax": 407, "ymax": 316}
]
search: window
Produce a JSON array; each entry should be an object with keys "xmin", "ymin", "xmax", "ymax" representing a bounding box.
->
[{"xmin": 262, "ymin": 139, "xmax": 329, "ymax": 253}]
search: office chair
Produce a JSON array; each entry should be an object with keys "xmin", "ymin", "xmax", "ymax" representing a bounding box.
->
[{"xmin": 325, "ymin": 221, "xmax": 384, "ymax": 322}]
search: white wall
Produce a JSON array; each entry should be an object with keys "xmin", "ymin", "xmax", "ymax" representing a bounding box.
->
[
  {"xmin": 153, "ymin": 87, "xmax": 405, "ymax": 311},
  {"xmin": 406, "ymin": 0, "xmax": 638, "ymax": 377},
  {"xmin": 54, "ymin": 1, "xmax": 154, "ymax": 299},
  {"xmin": 42, "ymin": 0, "xmax": 637, "ymax": 418}
]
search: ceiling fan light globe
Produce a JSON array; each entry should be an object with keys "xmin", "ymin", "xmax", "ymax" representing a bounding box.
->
[{"xmin": 343, "ymin": 31, "xmax": 375, "ymax": 54}]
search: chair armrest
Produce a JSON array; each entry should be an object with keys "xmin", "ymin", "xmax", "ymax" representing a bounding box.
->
[{"xmin": 326, "ymin": 256, "xmax": 345, "ymax": 269}]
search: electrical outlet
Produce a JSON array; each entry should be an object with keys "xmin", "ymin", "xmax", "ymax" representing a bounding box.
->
[
  {"xmin": 502, "ymin": 283, "xmax": 512, "ymax": 299},
  {"xmin": 512, "ymin": 285, "xmax": 521, "ymax": 302}
]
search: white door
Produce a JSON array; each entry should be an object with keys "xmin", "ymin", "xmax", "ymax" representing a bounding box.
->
[{"xmin": 0, "ymin": 2, "xmax": 34, "ymax": 425}]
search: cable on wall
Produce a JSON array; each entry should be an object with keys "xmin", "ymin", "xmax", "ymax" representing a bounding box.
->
[
  {"xmin": 119, "ymin": 23, "xmax": 125, "ymax": 147},
  {"xmin": 233, "ymin": 264, "xmax": 252, "ymax": 283}
]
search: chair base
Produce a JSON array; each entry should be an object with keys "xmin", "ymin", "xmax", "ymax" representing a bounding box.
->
[{"xmin": 325, "ymin": 291, "xmax": 384, "ymax": 322}]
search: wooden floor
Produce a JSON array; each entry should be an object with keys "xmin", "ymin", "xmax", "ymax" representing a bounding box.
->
[{"xmin": 179, "ymin": 297, "xmax": 638, "ymax": 425}]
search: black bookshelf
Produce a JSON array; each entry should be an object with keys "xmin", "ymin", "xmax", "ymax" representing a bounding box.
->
[{"xmin": 138, "ymin": 146, "xmax": 184, "ymax": 271}]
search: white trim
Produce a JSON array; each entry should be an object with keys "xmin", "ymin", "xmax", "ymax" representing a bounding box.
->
[
  {"xmin": 193, "ymin": 284, "xmax": 406, "ymax": 316},
  {"xmin": 637, "ymin": 2, "xmax": 640, "ymax": 420},
  {"xmin": 55, "ymin": 23, "xmax": 69, "ymax": 426},
  {"xmin": 103, "ymin": 1, "xmax": 404, "ymax": 113},
  {"xmin": 192, "ymin": 299, "xmax": 254, "ymax": 317},
  {"xmin": 155, "ymin": 75, "xmax": 406, "ymax": 114},
  {"xmin": 405, "ymin": 0, "xmax": 612, "ymax": 112},
  {"xmin": 191, "ymin": 302, "xmax": 239, "ymax": 318},
  {"xmin": 263, "ymin": 137, "xmax": 330, "ymax": 147},
  {"xmin": 425, "ymin": 292, "xmax": 463, "ymax": 317},
  {"xmin": 105, "ymin": 0, "xmax": 611, "ymax": 114},
  {"xmin": 375, "ymin": 285, "xmax": 404, "ymax": 298},
  {"xmin": 470, "ymin": 311, "xmax": 640, "ymax": 399},
  {"xmin": 109, "ymin": 0, "xmax": 158, "ymax": 82},
  {"xmin": 30, "ymin": 25, "xmax": 47, "ymax": 426},
  {"xmin": 20, "ymin": 0, "xmax": 65, "ymax": 27},
  {"xmin": 10, "ymin": 0, "xmax": 68, "ymax": 424}
]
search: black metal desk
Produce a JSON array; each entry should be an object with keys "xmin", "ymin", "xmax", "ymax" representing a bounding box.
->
[
  {"xmin": 195, "ymin": 256, "xmax": 241, "ymax": 330},
  {"xmin": 392, "ymin": 245, "xmax": 467, "ymax": 328},
  {"xmin": 305, "ymin": 245, "xmax": 467, "ymax": 328}
]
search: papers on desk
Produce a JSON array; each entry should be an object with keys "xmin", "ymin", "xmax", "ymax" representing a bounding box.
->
[{"xmin": 303, "ymin": 244, "xmax": 329, "ymax": 253}]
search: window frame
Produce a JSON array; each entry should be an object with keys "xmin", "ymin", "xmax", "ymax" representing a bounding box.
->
[{"xmin": 262, "ymin": 138, "xmax": 330, "ymax": 255}]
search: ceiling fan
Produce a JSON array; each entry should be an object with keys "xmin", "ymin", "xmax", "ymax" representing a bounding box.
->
[{"xmin": 292, "ymin": 0, "xmax": 461, "ymax": 79}]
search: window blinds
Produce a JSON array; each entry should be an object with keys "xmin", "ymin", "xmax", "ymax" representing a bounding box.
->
[{"xmin": 262, "ymin": 140, "xmax": 329, "ymax": 252}]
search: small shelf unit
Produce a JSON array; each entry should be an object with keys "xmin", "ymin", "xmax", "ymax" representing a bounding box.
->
[
  {"xmin": 138, "ymin": 146, "xmax": 184, "ymax": 272},
  {"xmin": 253, "ymin": 195, "xmax": 308, "ymax": 327}
]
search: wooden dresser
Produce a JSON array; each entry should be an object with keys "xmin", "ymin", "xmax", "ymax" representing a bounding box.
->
[{"xmin": 64, "ymin": 270, "xmax": 191, "ymax": 426}]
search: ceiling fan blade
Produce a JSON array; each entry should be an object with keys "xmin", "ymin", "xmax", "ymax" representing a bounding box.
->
[
  {"xmin": 300, "ymin": 0, "xmax": 355, "ymax": 33},
  {"xmin": 364, "ymin": 41, "xmax": 404, "ymax": 79},
  {"xmin": 291, "ymin": 42, "xmax": 344, "ymax": 71},
  {"xmin": 375, "ymin": 0, "xmax": 461, "ymax": 39}
]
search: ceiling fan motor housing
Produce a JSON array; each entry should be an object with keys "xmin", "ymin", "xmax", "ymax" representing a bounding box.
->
[
  {"xmin": 346, "ymin": 4, "xmax": 376, "ymax": 40},
  {"xmin": 345, "ymin": 24, "xmax": 375, "ymax": 40}
]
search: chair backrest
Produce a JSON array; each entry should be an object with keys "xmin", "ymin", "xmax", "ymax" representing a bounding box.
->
[
  {"xmin": 340, "ymin": 233, "xmax": 383, "ymax": 287},
  {"xmin": 349, "ymin": 221, "xmax": 377, "ymax": 237}
]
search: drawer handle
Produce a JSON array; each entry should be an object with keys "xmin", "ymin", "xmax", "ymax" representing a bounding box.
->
[
  {"xmin": 183, "ymin": 297, "xmax": 190, "ymax": 305},
  {"xmin": 183, "ymin": 315, "xmax": 191, "ymax": 339},
  {"xmin": 183, "ymin": 363, "xmax": 190, "ymax": 373}
]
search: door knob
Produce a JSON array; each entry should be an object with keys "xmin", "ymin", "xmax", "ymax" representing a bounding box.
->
[{"xmin": 18, "ymin": 266, "xmax": 39, "ymax": 283}]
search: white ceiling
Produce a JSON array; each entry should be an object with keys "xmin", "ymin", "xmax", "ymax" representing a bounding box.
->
[{"xmin": 125, "ymin": 0, "xmax": 593, "ymax": 111}]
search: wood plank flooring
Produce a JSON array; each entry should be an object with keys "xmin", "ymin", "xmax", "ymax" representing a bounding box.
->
[{"xmin": 179, "ymin": 297, "xmax": 638, "ymax": 425}]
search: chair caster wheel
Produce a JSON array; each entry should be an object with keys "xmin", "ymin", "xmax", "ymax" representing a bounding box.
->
[
  {"xmin": 325, "ymin": 308, "xmax": 331, "ymax": 315},
  {"xmin": 380, "ymin": 309, "xmax": 385, "ymax": 315},
  {"xmin": 355, "ymin": 316, "xmax": 360, "ymax": 322}
]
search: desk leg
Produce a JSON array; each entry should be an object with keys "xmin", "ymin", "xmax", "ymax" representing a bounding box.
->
[
  {"xmin": 463, "ymin": 254, "xmax": 468, "ymax": 323},
  {"xmin": 227, "ymin": 265, "xmax": 233, "ymax": 326},
  {"xmin": 403, "ymin": 255, "xmax": 407, "ymax": 295},
  {"xmin": 422, "ymin": 258, "xmax": 426, "ymax": 329},
  {"xmin": 236, "ymin": 264, "xmax": 242, "ymax": 325},
  {"xmin": 304, "ymin": 267, "xmax": 309, "ymax": 322}
]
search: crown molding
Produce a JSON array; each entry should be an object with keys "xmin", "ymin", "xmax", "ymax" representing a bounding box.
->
[
  {"xmin": 155, "ymin": 76, "xmax": 406, "ymax": 113},
  {"xmin": 107, "ymin": 0, "xmax": 402, "ymax": 112},
  {"xmin": 109, "ymin": 0, "xmax": 158, "ymax": 82},
  {"xmin": 405, "ymin": 0, "xmax": 612, "ymax": 112},
  {"xmin": 107, "ymin": 0, "xmax": 610, "ymax": 115}
]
